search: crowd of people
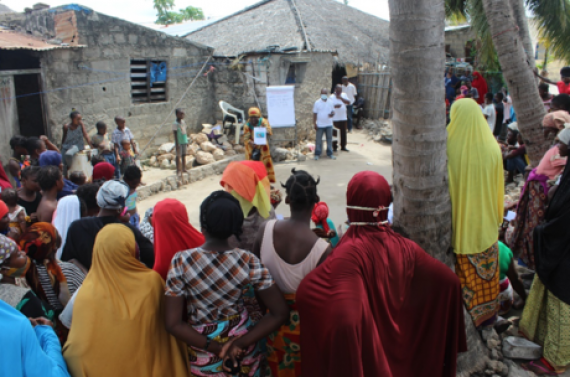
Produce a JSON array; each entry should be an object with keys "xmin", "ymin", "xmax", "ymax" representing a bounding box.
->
[{"xmin": 1, "ymin": 66, "xmax": 570, "ymax": 377}]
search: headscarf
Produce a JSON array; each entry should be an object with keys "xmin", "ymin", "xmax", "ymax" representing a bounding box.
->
[
  {"xmin": 153, "ymin": 199, "xmax": 205, "ymax": 280},
  {"xmin": 507, "ymin": 122, "xmax": 519, "ymax": 132},
  {"xmin": 471, "ymin": 71, "xmax": 488, "ymax": 105},
  {"xmin": 460, "ymin": 85, "xmax": 468, "ymax": 95},
  {"xmin": 270, "ymin": 188, "xmax": 283, "ymax": 206},
  {"xmin": 0, "ymin": 233, "xmax": 17, "ymax": 267},
  {"xmin": 0, "ymin": 200, "xmax": 8, "ymax": 219},
  {"xmin": 96, "ymin": 180, "xmax": 128, "ymax": 210},
  {"xmin": 312, "ymin": 202, "xmax": 331, "ymax": 233},
  {"xmin": 63, "ymin": 224, "xmax": 189, "ymax": 376},
  {"xmin": 0, "ymin": 163, "xmax": 13, "ymax": 190},
  {"xmin": 543, "ymin": 111, "xmax": 570, "ymax": 130},
  {"xmin": 92, "ymin": 162, "xmax": 115, "ymax": 181},
  {"xmin": 220, "ymin": 161, "xmax": 272, "ymax": 219},
  {"xmin": 19, "ymin": 222, "xmax": 71, "ymax": 307},
  {"xmin": 38, "ymin": 151, "xmax": 62, "ymax": 167},
  {"xmin": 140, "ymin": 207, "xmax": 154, "ymax": 243},
  {"xmin": 200, "ymin": 191, "xmax": 244, "ymax": 240},
  {"xmin": 447, "ymin": 99, "xmax": 504, "ymax": 255},
  {"xmin": 248, "ymin": 107, "xmax": 261, "ymax": 117},
  {"xmin": 53, "ymin": 195, "xmax": 82, "ymax": 260},
  {"xmin": 558, "ymin": 128, "xmax": 570, "ymax": 145}
]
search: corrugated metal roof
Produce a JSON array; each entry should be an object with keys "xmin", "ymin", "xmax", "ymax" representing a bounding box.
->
[{"xmin": 0, "ymin": 30, "xmax": 84, "ymax": 51}]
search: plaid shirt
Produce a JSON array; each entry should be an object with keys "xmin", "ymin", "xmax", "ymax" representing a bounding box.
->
[
  {"xmin": 166, "ymin": 248, "xmax": 274, "ymax": 324},
  {"xmin": 111, "ymin": 127, "xmax": 134, "ymax": 153}
]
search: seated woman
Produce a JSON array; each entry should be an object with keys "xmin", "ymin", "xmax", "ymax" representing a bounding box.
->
[
  {"xmin": 520, "ymin": 128, "xmax": 570, "ymax": 375},
  {"xmin": 152, "ymin": 198, "xmax": 204, "ymax": 280},
  {"xmin": 164, "ymin": 191, "xmax": 288, "ymax": 376},
  {"xmin": 503, "ymin": 126, "xmax": 527, "ymax": 183},
  {"xmin": 0, "ymin": 301, "xmax": 70, "ymax": 377},
  {"xmin": 253, "ymin": 169, "xmax": 332, "ymax": 377},
  {"xmin": 497, "ymin": 241, "xmax": 527, "ymax": 315},
  {"xmin": 507, "ymin": 113, "xmax": 569, "ymax": 270},
  {"xmin": 297, "ymin": 171, "xmax": 467, "ymax": 377},
  {"xmin": 63, "ymin": 224, "xmax": 189, "ymax": 377}
]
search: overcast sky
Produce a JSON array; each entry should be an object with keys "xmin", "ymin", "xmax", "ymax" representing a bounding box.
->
[{"xmin": 2, "ymin": 0, "xmax": 390, "ymax": 24}]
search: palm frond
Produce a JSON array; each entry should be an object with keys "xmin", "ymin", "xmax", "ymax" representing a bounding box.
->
[
  {"xmin": 468, "ymin": 0, "xmax": 501, "ymax": 70},
  {"xmin": 445, "ymin": 0, "xmax": 468, "ymax": 19},
  {"xmin": 528, "ymin": 0, "xmax": 570, "ymax": 63}
]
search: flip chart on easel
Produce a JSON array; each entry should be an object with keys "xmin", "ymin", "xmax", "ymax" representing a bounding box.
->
[{"xmin": 266, "ymin": 86, "xmax": 295, "ymax": 128}]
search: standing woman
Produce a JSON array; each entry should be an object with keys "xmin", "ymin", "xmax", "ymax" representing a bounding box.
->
[
  {"xmin": 61, "ymin": 111, "xmax": 92, "ymax": 176},
  {"xmin": 164, "ymin": 191, "xmax": 288, "ymax": 376},
  {"xmin": 152, "ymin": 198, "xmax": 204, "ymax": 280},
  {"xmin": 243, "ymin": 107, "xmax": 275, "ymax": 183},
  {"xmin": 471, "ymin": 71, "xmax": 488, "ymax": 105},
  {"xmin": 447, "ymin": 99, "xmax": 504, "ymax": 328}
]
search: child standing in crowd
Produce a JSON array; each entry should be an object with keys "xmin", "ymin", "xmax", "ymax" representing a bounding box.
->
[
  {"xmin": 112, "ymin": 116, "xmax": 138, "ymax": 177},
  {"xmin": 91, "ymin": 121, "xmax": 118, "ymax": 178},
  {"xmin": 17, "ymin": 167, "xmax": 42, "ymax": 222},
  {"xmin": 123, "ymin": 166, "xmax": 142, "ymax": 229},
  {"xmin": 119, "ymin": 139, "xmax": 135, "ymax": 177},
  {"xmin": 535, "ymin": 66, "xmax": 570, "ymax": 95},
  {"xmin": 9, "ymin": 135, "xmax": 28, "ymax": 188},
  {"xmin": 69, "ymin": 172, "xmax": 86, "ymax": 187},
  {"xmin": 36, "ymin": 166, "xmax": 64, "ymax": 222},
  {"xmin": 173, "ymin": 108, "xmax": 189, "ymax": 177},
  {"xmin": 1, "ymin": 188, "xmax": 26, "ymax": 241},
  {"xmin": 62, "ymin": 111, "xmax": 92, "ymax": 176}
]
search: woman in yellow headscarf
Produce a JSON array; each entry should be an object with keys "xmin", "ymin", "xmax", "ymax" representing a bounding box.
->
[
  {"xmin": 63, "ymin": 224, "xmax": 189, "ymax": 377},
  {"xmin": 244, "ymin": 107, "xmax": 276, "ymax": 183},
  {"xmin": 447, "ymin": 98, "xmax": 504, "ymax": 328}
]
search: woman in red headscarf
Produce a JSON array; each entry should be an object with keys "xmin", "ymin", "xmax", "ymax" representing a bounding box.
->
[
  {"xmin": 472, "ymin": 71, "xmax": 488, "ymax": 105},
  {"xmin": 297, "ymin": 171, "xmax": 467, "ymax": 377},
  {"xmin": 153, "ymin": 198, "xmax": 205, "ymax": 280}
]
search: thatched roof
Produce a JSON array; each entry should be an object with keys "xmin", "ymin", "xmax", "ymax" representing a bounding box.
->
[{"xmin": 185, "ymin": 0, "xmax": 389, "ymax": 65}]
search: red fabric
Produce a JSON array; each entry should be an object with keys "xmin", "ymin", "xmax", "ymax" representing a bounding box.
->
[
  {"xmin": 92, "ymin": 162, "xmax": 115, "ymax": 181},
  {"xmin": 472, "ymin": 71, "xmax": 488, "ymax": 105},
  {"xmin": 311, "ymin": 202, "xmax": 330, "ymax": 233},
  {"xmin": 297, "ymin": 171, "xmax": 467, "ymax": 377},
  {"xmin": 152, "ymin": 198, "xmax": 205, "ymax": 280},
  {"xmin": 0, "ymin": 200, "xmax": 8, "ymax": 219},
  {"xmin": 0, "ymin": 162, "xmax": 13, "ymax": 190}
]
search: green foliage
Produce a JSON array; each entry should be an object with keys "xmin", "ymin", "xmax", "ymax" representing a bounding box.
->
[
  {"xmin": 154, "ymin": 0, "xmax": 205, "ymax": 25},
  {"xmin": 528, "ymin": 0, "xmax": 570, "ymax": 63}
]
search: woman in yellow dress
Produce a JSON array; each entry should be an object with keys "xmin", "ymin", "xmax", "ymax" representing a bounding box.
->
[{"xmin": 244, "ymin": 107, "xmax": 276, "ymax": 183}]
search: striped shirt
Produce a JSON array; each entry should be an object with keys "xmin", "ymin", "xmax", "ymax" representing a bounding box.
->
[{"xmin": 37, "ymin": 261, "xmax": 85, "ymax": 311}]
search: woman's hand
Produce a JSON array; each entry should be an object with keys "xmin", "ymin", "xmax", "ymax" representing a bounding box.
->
[{"xmin": 221, "ymin": 338, "xmax": 245, "ymax": 373}]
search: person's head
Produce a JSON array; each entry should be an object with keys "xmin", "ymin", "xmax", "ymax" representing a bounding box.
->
[
  {"xmin": 121, "ymin": 139, "xmax": 131, "ymax": 151},
  {"xmin": 1, "ymin": 188, "xmax": 18, "ymax": 207},
  {"xmin": 560, "ymin": 66, "xmax": 570, "ymax": 84},
  {"xmin": 0, "ymin": 235, "xmax": 30, "ymax": 280},
  {"xmin": 38, "ymin": 150, "xmax": 63, "ymax": 172},
  {"xmin": 542, "ymin": 111, "xmax": 570, "ymax": 140},
  {"xmin": 346, "ymin": 171, "xmax": 391, "ymax": 224},
  {"xmin": 175, "ymin": 108, "xmax": 185, "ymax": 120},
  {"xmin": 77, "ymin": 182, "xmax": 102, "ymax": 217},
  {"xmin": 495, "ymin": 92, "xmax": 504, "ymax": 103},
  {"xmin": 114, "ymin": 116, "xmax": 126, "ymax": 129},
  {"xmin": 96, "ymin": 121, "xmax": 107, "ymax": 135},
  {"xmin": 26, "ymin": 137, "xmax": 46, "ymax": 159},
  {"xmin": 248, "ymin": 107, "xmax": 261, "ymax": 125},
  {"xmin": 550, "ymin": 94, "xmax": 570, "ymax": 113},
  {"xmin": 69, "ymin": 171, "xmax": 86, "ymax": 186},
  {"xmin": 334, "ymin": 84, "xmax": 342, "ymax": 95},
  {"xmin": 19, "ymin": 223, "xmax": 58, "ymax": 260},
  {"xmin": 199, "ymin": 190, "xmax": 243, "ymax": 241},
  {"xmin": 70, "ymin": 111, "xmax": 82, "ymax": 126},
  {"xmin": 0, "ymin": 201, "xmax": 8, "ymax": 231},
  {"xmin": 281, "ymin": 168, "xmax": 320, "ymax": 212},
  {"xmin": 91, "ymin": 154, "xmax": 105, "ymax": 167},
  {"xmin": 20, "ymin": 166, "xmax": 41, "ymax": 192},
  {"xmin": 557, "ymin": 128, "xmax": 570, "ymax": 157},
  {"xmin": 10, "ymin": 135, "xmax": 28, "ymax": 156},
  {"xmin": 507, "ymin": 129, "xmax": 519, "ymax": 145},
  {"xmin": 92, "ymin": 161, "xmax": 115, "ymax": 181},
  {"xmin": 123, "ymin": 165, "xmax": 142, "ymax": 189},
  {"xmin": 320, "ymin": 88, "xmax": 328, "ymax": 100},
  {"xmin": 37, "ymin": 165, "xmax": 64, "ymax": 193},
  {"xmin": 342, "ymin": 76, "xmax": 349, "ymax": 85},
  {"xmin": 485, "ymin": 92, "xmax": 494, "ymax": 104},
  {"xmin": 465, "ymin": 80, "xmax": 472, "ymax": 89},
  {"xmin": 96, "ymin": 180, "xmax": 129, "ymax": 216},
  {"xmin": 538, "ymin": 82, "xmax": 550, "ymax": 98}
]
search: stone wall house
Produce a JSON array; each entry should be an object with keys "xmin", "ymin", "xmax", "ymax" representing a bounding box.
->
[
  {"xmin": 444, "ymin": 25, "xmax": 475, "ymax": 60},
  {"xmin": 0, "ymin": 3, "xmax": 215, "ymax": 166}
]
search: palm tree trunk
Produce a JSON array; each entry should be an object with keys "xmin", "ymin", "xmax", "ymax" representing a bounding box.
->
[
  {"xmin": 511, "ymin": 0, "xmax": 536, "ymax": 71},
  {"xmin": 482, "ymin": 0, "xmax": 548, "ymax": 165}
]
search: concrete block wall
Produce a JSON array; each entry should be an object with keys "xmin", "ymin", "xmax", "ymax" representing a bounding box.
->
[{"xmin": 445, "ymin": 27, "xmax": 475, "ymax": 59}]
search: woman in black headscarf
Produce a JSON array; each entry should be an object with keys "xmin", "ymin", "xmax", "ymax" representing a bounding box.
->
[{"xmin": 520, "ymin": 128, "xmax": 570, "ymax": 375}]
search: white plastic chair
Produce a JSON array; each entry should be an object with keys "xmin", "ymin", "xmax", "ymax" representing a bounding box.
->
[{"xmin": 219, "ymin": 101, "xmax": 245, "ymax": 145}]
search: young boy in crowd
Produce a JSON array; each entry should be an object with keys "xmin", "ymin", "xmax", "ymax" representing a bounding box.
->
[
  {"xmin": 173, "ymin": 108, "xmax": 189, "ymax": 177},
  {"xmin": 119, "ymin": 139, "xmax": 135, "ymax": 178},
  {"xmin": 9, "ymin": 135, "xmax": 28, "ymax": 188},
  {"xmin": 36, "ymin": 165, "xmax": 64, "ymax": 222},
  {"xmin": 2, "ymin": 188, "xmax": 27, "ymax": 241},
  {"xmin": 91, "ymin": 121, "xmax": 118, "ymax": 178},
  {"xmin": 69, "ymin": 171, "xmax": 87, "ymax": 186},
  {"xmin": 535, "ymin": 66, "xmax": 570, "ymax": 96},
  {"xmin": 17, "ymin": 167, "xmax": 42, "ymax": 223},
  {"xmin": 123, "ymin": 165, "xmax": 142, "ymax": 229}
]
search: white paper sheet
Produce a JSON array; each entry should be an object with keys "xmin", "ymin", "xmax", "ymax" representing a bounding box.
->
[{"xmin": 254, "ymin": 127, "xmax": 267, "ymax": 145}]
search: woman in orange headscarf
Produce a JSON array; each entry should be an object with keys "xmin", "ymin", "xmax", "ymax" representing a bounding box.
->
[{"xmin": 243, "ymin": 107, "xmax": 275, "ymax": 183}]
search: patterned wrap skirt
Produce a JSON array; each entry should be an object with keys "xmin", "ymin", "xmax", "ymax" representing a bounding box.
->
[
  {"xmin": 189, "ymin": 307, "xmax": 262, "ymax": 377},
  {"xmin": 455, "ymin": 242, "xmax": 500, "ymax": 327},
  {"xmin": 266, "ymin": 293, "xmax": 301, "ymax": 377}
]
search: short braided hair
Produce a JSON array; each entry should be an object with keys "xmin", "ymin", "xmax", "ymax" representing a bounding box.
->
[{"xmin": 281, "ymin": 168, "xmax": 320, "ymax": 210}]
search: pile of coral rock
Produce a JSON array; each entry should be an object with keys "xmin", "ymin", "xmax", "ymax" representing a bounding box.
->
[
  {"xmin": 142, "ymin": 125, "xmax": 245, "ymax": 170},
  {"xmin": 361, "ymin": 119, "xmax": 393, "ymax": 144}
]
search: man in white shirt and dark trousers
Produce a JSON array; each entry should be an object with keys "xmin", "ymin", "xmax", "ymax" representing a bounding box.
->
[
  {"xmin": 312, "ymin": 88, "xmax": 336, "ymax": 160},
  {"xmin": 342, "ymin": 76, "xmax": 357, "ymax": 132},
  {"xmin": 330, "ymin": 84, "xmax": 351, "ymax": 152},
  {"xmin": 482, "ymin": 93, "xmax": 496, "ymax": 133}
]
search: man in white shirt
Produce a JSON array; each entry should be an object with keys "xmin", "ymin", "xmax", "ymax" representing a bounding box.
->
[
  {"xmin": 482, "ymin": 93, "xmax": 496, "ymax": 133},
  {"xmin": 330, "ymin": 84, "xmax": 351, "ymax": 152},
  {"xmin": 342, "ymin": 76, "xmax": 357, "ymax": 132},
  {"xmin": 312, "ymin": 88, "xmax": 336, "ymax": 160}
]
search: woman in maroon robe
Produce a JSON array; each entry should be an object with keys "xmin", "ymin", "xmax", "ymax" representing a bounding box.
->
[{"xmin": 296, "ymin": 171, "xmax": 467, "ymax": 377}]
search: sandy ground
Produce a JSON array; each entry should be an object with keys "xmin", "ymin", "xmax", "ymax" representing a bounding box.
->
[{"xmin": 139, "ymin": 132, "xmax": 393, "ymax": 228}]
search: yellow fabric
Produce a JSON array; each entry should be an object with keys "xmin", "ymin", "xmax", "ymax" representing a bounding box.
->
[
  {"xmin": 447, "ymin": 99, "xmax": 504, "ymax": 255},
  {"xmin": 63, "ymin": 224, "xmax": 189, "ymax": 377}
]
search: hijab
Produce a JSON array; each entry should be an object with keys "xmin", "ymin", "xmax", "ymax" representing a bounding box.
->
[
  {"xmin": 0, "ymin": 163, "xmax": 13, "ymax": 190},
  {"xmin": 63, "ymin": 224, "xmax": 189, "ymax": 377},
  {"xmin": 312, "ymin": 202, "xmax": 331, "ymax": 233},
  {"xmin": 220, "ymin": 160, "xmax": 272, "ymax": 219},
  {"xmin": 96, "ymin": 180, "xmax": 128, "ymax": 210},
  {"xmin": 153, "ymin": 199, "xmax": 205, "ymax": 280},
  {"xmin": 0, "ymin": 200, "xmax": 8, "ymax": 220},
  {"xmin": 447, "ymin": 99, "xmax": 504, "ymax": 255},
  {"xmin": 542, "ymin": 111, "xmax": 570, "ymax": 130},
  {"xmin": 471, "ymin": 71, "xmax": 488, "ymax": 105},
  {"xmin": 53, "ymin": 195, "xmax": 81, "ymax": 260}
]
